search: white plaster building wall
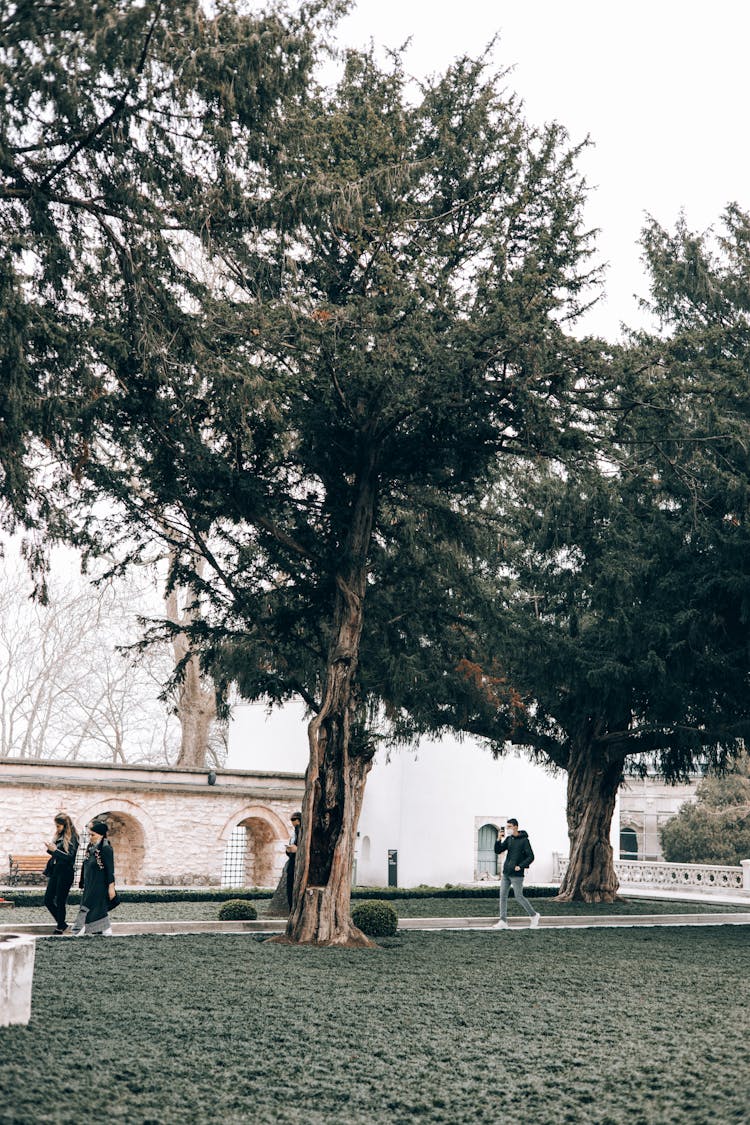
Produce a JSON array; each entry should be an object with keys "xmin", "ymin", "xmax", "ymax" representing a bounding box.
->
[
  {"xmin": 226, "ymin": 703, "xmax": 572, "ymax": 888},
  {"xmin": 355, "ymin": 749, "xmax": 405, "ymax": 887},
  {"xmin": 357, "ymin": 737, "xmax": 570, "ymax": 887}
]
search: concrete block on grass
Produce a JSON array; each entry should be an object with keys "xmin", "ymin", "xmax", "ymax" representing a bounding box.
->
[{"xmin": 0, "ymin": 933, "xmax": 36, "ymax": 1026}]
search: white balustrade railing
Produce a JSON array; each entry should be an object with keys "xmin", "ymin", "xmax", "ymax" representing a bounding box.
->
[{"xmin": 553, "ymin": 854, "xmax": 750, "ymax": 894}]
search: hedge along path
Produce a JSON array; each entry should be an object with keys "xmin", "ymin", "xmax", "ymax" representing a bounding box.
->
[{"xmin": 5, "ymin": 911, "xmax": 749, "ymax": 939}]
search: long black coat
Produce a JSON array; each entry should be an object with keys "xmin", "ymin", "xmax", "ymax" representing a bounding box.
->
[
  {"xmin": 79, "ymin": 840, "xmax": 116, "ymax": 925},
  {"xmin": 44, "ymin": 834, "xmax": 78, "ymax": 887}
]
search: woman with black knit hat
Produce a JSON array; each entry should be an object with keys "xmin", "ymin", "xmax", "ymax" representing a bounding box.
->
[
  {"xmin": 70, "ymin": 820, "xmax": 118, "ymax": 936},
  {"xmin": 43, "ymin": 813, "xmax": 79, "ymax": 935}
]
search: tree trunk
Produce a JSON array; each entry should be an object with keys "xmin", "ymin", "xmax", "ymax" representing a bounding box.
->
[
  {"xmin": 166, "ymin": 559, "xmax": 217, "ymax": 770},
  {"xmin": 174, "ymin": 654, "xmax": 216, "ymax": 768},
  {"xmin": 557, "ymin": 738, "xmax": 626, "ymax": 903},
  {"xmin": 278, "ymin": 462, "xmax": 378, "ymax": 947}
]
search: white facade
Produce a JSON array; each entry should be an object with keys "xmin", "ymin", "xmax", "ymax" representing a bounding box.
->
[{"xmin": 227, "ymin": 701, "xmax": 574, "ymax": 887}]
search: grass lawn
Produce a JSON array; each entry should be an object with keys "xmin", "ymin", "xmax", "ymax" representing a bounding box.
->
[
  {"xmin": 2, "ymin": 895, "xmax": 747, "ymax": 926},
  {"xmin": 1, "ymin": 927, "xmax": 748, "ymax": 1124}
]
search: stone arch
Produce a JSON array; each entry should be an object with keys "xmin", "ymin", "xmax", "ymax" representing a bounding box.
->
[
  {"xmin": 77, "ymin": 797, "xmax": 152, "ymax": 886},
  {"xmin": 217, "ymin": 803, "xmax": 288, "ymax": 844},
  {"xmin": 219, "ymin": 804, "xmax": 288, "ymax": 889}
]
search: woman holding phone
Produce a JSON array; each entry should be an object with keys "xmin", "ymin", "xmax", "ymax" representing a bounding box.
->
[{"xmin": 43, "ymin": 813, "xmax": 79, "ymax": 935}]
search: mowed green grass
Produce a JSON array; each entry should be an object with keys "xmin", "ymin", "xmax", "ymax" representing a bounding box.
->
[{"xmin": 1, "ymin": 927, "xmax": 748, "ymax": 1124}]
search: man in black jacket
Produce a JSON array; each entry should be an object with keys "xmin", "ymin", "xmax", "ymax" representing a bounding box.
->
[{"xmin": 492, "ymin": 818, "xmax": 540, "ymax": 929}]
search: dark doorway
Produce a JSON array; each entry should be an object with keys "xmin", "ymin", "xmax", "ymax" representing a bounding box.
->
[{"xmin": 619, "ymin": 827, "xmax": 638, "ymax": 860}]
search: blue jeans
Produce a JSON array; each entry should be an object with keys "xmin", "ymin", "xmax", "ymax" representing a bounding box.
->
[{"xmin": 499, "ymin": 874, "xmax": 537, "ymax": 921}]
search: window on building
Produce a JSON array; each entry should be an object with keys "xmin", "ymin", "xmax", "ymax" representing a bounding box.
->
[
  {"xmin": 477, "ymin": 823, "xmax": 499, "ymax": 876},
  {"xmin": 620, "ymin": 827, "xmax": 638, "ymax": 860}
]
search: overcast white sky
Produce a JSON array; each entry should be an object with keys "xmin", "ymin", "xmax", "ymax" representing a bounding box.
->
[{"xmin": 335, "ymin": 0, "xmax": 750, "ymax": 341}]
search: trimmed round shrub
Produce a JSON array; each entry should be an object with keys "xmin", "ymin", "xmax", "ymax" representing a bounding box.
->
[
  {"xmin": 351, "ymin": 900, "xmax": 398, "ymax": 937},
  {"xmin": 218, "ymin": 899, "xmax": 258, "ymax": 921}
]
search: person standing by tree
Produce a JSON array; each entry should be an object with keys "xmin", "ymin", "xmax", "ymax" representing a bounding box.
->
[
  {"xmin": 70, "ymin": 821, "xmax": 117, "ymax": 937},
  {"xmin": 43, "ymin": 813, "xmax": 79, "ymax": 935},
  {"xmin": 493, "ymin": 818, "xmax": 540, "ymax": 929},
  {"xmin": 286, "ymin": 812, "xmax": 302, "ymax": 912}
]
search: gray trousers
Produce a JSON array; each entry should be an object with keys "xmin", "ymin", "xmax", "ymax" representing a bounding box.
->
[{"xmin": 499, "ymin": 874, "xmax": 537, "ymax": 920}]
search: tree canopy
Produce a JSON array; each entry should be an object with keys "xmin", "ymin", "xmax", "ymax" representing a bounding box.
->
[
  {"xmin": 2, "ymin": 3, "xmax": 604, "ymax": 940},
  {"xmin": 424, "ymin": 207, "xmax": 750, "ymax": 900},
  {"xmin": 8, "ymin": 1, "xmax": 749, "ymax": 925},
  {"xmin": 0, "ymin": 0, "xmax": 330, "ymax": 574}
]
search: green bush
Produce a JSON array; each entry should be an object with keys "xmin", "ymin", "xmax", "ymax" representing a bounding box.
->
[
  {"xmin": 217, "ymin": 899, "xmax": 258, "ymax": 921},
  {"xmin": 351, "ymin": 899, "xmax": 398, "ymax": 937}
]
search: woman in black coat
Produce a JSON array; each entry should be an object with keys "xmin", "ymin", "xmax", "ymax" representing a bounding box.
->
[
  {"xmin": 43, "ymin": 813, "xmax": 79, "ymax": 935},
  {"xmin": 70, "ymin": 820, "xmax": 118, "ymax": 937}
]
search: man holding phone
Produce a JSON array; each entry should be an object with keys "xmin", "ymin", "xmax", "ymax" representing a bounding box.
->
[{"xmin": 492, "ymin": 817, "xmax": 540, "ymax": 929}]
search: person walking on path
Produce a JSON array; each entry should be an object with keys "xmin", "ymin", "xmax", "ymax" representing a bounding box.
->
[
  {"xmin": 43, "ymin": 813, "xmax": 79, "ymax": 935},
  {"xmin": 285, "ymin": 811, "xmax": 302, "ymax": 911},
  {"xmin": 70, "ymin": 820, "xmax": 118, "ymax": 937},
  {"xmin": 493, "ymin": 818, "xmax": 540, "ymax": 929}
]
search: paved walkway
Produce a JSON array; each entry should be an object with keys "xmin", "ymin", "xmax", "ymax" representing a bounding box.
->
[{"xmin": 1, "ymin": 913, "xmax": 748, "ymax": 938}]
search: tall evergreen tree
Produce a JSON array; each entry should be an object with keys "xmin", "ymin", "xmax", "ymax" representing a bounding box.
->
[
  {"xmin": 44, "ymin": 46, "xmax": 599, "ymax": 943},
  {"xmin": 435, "ymin": 207, "xmax": 750, "ymax": 901}
]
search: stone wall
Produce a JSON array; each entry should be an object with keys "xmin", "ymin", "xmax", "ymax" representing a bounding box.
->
[{"xmin": 0, "ymin": 759, "xmax": 305, "ymax": 887}]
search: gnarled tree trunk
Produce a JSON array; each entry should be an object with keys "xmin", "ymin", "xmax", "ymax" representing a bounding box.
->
[
  {"xmin": 557, "ymin": 738, "xmax": 626, "ymax": 903},
  {"xmin": 279, "ymin": 463, "xmax": 378, "ymax": 946}
]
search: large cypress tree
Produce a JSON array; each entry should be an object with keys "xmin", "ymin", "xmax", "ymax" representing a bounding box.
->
[
  {"xmin": 436, "ymin": 207, "xmax": 750, "ymax": 901},
  {"xmin": 3, "ymin": 5, "xmax": 603, "ymax": 940},
  {"xmin": 57, "ymin": 49, "xmax": 599, "ymax": 944}
]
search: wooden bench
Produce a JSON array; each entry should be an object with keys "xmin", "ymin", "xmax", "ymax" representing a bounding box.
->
[{"xmin": 8, "ymin": 855, "xmax": 48, "ymax": 887}]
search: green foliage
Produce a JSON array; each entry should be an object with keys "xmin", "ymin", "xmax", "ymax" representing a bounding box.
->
[
  {"xmin": 395, "ymin": 205, "xmax": 750, "ymax": 901},
  {"xmin": 3, "ymin": 884, "xmax": 554, "ymax": 908},
  {"xmin": 217, "ymin": 898, "xmax": 259, "ymax": 921},
  {"xmin": 0, "ymin": 0, "xmax": 323, "ymax": 557},
  {"xmin": 3, "ymin": 10, "xmax": 600, "ymax": 698},
  {"xmin": 660, "ymin": 756, "xmax": 750, "ymax": 865},
  {"xmin": 350, "ymin": 899, "xmax": 398, "ymax": 936}
]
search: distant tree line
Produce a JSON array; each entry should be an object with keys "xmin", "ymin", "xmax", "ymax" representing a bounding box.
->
[{"xmin": 661, "ymin": 754, "xmax": 750, "ymax": 866}]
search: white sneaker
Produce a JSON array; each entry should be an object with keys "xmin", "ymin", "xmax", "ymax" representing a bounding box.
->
[
  {"xmin": 102, "ymin": 927, "xmax": 113, "ymax": 936},
  {"xmin": 530, "ymin": 913, "xmax": 540, "ymax": 928},
  {"xmin": 73, "ymin": 929, "xmax": 86, "ymax": 937},
  {"xmin": 492, "ymin": 919, "xmax": 509, "ymax": 929}
]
